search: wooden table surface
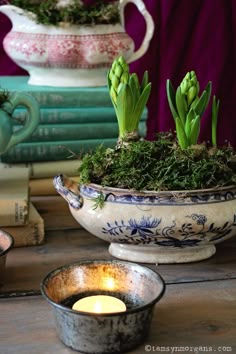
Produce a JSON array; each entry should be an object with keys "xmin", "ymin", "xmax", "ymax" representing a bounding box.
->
[{"xmin": 1, "ymin": 228, "xmax": 236, "ymax": 354}]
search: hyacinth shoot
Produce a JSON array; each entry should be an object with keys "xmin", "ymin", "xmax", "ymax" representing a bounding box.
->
[
  {"xmin": 107, "ymin": 56, "xmax": 151, "ymax": 142},
  {"xmin": 166, "ymin": 70, "xmax": 220, "ymax": 149}
]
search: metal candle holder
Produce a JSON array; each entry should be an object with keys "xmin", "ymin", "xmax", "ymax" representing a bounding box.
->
[{"xmin": 41, "ymin": 259, "xmax": 165, "ymax": 354}]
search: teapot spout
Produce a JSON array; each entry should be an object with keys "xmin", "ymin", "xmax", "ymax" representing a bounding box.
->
[{"xmin": 0, "ymin": 4, "xmax": 34, "ymax": 25}]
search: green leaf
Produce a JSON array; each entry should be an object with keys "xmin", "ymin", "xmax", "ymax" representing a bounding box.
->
[
  {"xmin": 185, "ymin": 108, "xmax": 195, "ymax": 139},
  {"xmin": 176, "ymin": 86, "xmax": 187, "ymax": 125},
  {"xmin": 110, "ymin": 95, "xmax": 118, "ymax": 118},
  {"xmin": 212, "ymin": 95, "xmax": 220, "ymax": 146},
  {"xmin": 129, "ymin": 74, "xmax": 140, "ymax": 104},
  {"xmin": 116, "ymin": 83, "xmax": 134, "ymax": 137},
  {"xmin": 189, "ymin": 115, "xmax": 200, "ymax": 145},
  {"xmin": 133, "ymin": 83, "xmax": 151, "ymax": 129},
  {"xmin": 130, "ymin": 73, "xmax": 139, "ymax": 92},
  {"xmin": 166, "ymin": 79, "xmax": 178, "ymax": 121},
  {"xmin": 190, "ymin": 96, "xmax": 199, "ymax": 108},
  {"xmin": 109, "ymin": 86, "xmax": 118, "ymax": 106},
  {"xmin": 140, "ymin": 71, "xmax": 149, "ymax": 92},
  {"xmin": 107, "ymin": 69, "xmax": 112, "ymax": 90},
  {"xmin": 191, "ymin": 81, "xmax": 212, "ymax": 117},
  {"xmin": 203, "ymin": 81, "xmax": 212, "ymax": 109},
  {"xmin": 175, "ymin": 116, "xmax": 189, "ymax": 149}
]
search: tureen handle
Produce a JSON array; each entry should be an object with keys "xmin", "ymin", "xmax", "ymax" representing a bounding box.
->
[
  {"xmin": 53, "ymin": 174, "xmax": 83, "ymax": 210},
  {"xmin": 120, "ymin": 0, "xmax": 155, "ymax": 63}
]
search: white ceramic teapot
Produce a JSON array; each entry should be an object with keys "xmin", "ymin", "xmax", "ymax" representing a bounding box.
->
[{"xmin": 0, "ymin": 0, "xmax": 154, "ymax": 87}]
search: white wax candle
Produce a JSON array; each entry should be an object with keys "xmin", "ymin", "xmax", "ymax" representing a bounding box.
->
[{"xmin": 72, "ymin": 295, "xmax": 126, "ymax": 314}]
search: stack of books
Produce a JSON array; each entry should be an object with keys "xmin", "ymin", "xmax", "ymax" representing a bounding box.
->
[
  {"xmin": 0, "ymin": 76, "xmax": 147, "ymax": 163},
  {"xmin": 0, "ymin": 161, "xmax": 82, "ymax": 232},
  {"xmin": 0, "ymin": 167, "xmax": 45, "ymax": 247}
]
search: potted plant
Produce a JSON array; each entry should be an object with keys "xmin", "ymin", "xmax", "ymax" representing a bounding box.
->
[
  {"xmin": 0, "ymin": 0, "xmax": 154, "ymax": 87},
  {"xmin": 54, "ymin": 56, "xmax": 236, "ymax": 264}
]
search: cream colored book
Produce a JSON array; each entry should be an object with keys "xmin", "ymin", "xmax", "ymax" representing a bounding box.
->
[
  {"xmin": 0, "ymin": 159, "xmax": 81, "ymax": 179},
  {"xmin": 29, "ymin": 175, "xmax": 80, "ymax": 196},
  {"xmin": 0, "ymin": 167, "xmax": 30, "ymax": 226},
  {"xmin": 2, "ymin": 202, "xmax": 45, "ymax": 247}
]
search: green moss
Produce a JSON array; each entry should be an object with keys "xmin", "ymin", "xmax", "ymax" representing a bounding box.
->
[
  {"xmin": 92, "ymin": 192, "xmax": 106, "ymax": 210},
  {"xmin": 79, "ymin": 132, "xmax": 236, "ymax": 191},
  {"xmin": 10, "ymin": 0, "xmax": 120, "ymax": 26}
]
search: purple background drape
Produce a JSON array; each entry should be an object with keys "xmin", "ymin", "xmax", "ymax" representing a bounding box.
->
[{"xmin": 0, "ymin": 0, "xmax": 235, "ymax": 148}]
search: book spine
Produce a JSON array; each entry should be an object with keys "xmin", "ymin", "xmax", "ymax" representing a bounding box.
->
[
  {"xmin": 0, "ymin": 167, "xmax": 29, "ymax": 226},
  {"xmin": 1, "ymin": 138, "xmax": 117, "ymax": 163},
  {"xmin": 12, "ymin": 87, "xmax": 112, "ymax": 108},
  {"xmin": 13, "ymin": 121, "xmax": 147, "ymax": 142},
  {"xmin": 37, "ymin": 91, "xmax": 112, "ymax": 108},
  {"xmin": 2, "ymin": 203, "xmax": 45, "ymax": 247},
  {"xmin": 29, "ymin": 176, "xmax": 80, "ymax": 196},
  {"xmin": 0, "ymin": 200, "xmax": 28, "ymax": 227},
  {"xmin": 2, "ymin": 224, "xmax": 44, "ymax": 247},
  {"xmin": 12, "ymin": 107, "xmax": 148, "ymax": 125},
  {"xmin": 0, "ymin": 160, "xmax": 81, "ymax": 179},
  {"xmin": 0, "ymin": 77, "xmax": 113, "ymax": 107}
]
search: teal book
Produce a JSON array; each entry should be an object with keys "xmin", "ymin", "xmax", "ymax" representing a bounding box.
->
[
  {"xmin": 12, "ymin": 106, "xmax": 148, "ymax": 125},
  {"xmin": 13, "ymin": 121, "xmax": 147, "ymax": 142},
  {"xmin": 1, "ymin": 138, "xmax": 117, "ymax": 163},
  {"xmin": 0, "ymin": 76, "xmax": 112, "ymax": 108}
]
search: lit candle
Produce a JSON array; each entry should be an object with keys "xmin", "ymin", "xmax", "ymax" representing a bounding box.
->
[{"xmin": 72, "ymin": 295, "xmax": 126, "ymax": 314}]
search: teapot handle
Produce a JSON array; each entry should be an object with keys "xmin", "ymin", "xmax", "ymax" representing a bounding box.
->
[
  {"xmin": 3, "ymin": 92, "xmax": 39, "ymax": 150},
  {"xmin": 120, "ymin": 0, "xmax": 155, "ymax": 63}
]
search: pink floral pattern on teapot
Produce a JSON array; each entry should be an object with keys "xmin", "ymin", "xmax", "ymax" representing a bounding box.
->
[
  {"xmin": 0, "ymin": 0, "xmax": 154, "ymax": 87},
  {"xmin": 5, "ymin": 32, "xmax": 133, "ymax": 69}
]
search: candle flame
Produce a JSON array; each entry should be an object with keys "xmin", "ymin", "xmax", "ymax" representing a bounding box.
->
[{"xmin": 104, "ymin": 277, "xmax": 115, "ymax": 290}]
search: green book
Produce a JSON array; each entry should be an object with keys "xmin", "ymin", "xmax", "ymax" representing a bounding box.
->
[
  {"xmin": 1, "ymin": 138, "xmax": 117, "ymax": 163},
  {"xmin": 0, "ymin": 76, "xmax": 112, "ymax": 108},
  {"xmin": 13, "ymin": 121, "xmax": 147, "ymax": 142},
  {"xmin": 12, "ymin": 106, "xmax": 148, "ymax": 125}
]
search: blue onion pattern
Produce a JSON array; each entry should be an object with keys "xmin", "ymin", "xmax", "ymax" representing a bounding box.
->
[
  {"xmin": 102, "ymin": 216, "xmax": 161, "ymax": 238},
  {"xmin": 101, "ymin": 214, "xmax": 236, "ymax": 247}
]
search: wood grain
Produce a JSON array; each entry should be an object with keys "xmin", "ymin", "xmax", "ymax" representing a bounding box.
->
[
  {"xmin": 0, "ymin": 228, "xmax": 236, "ymax": 294},
  {"xmin": 31, "ymin": 195, "xmax": 80, "ymax": 230},
  {"xmin": 0, "ymin": 228, "xmax": 235, "ymax": 353},
  {"xmin": 0, "ymin": 280, "xmax": 235, "ymax": 354}
]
